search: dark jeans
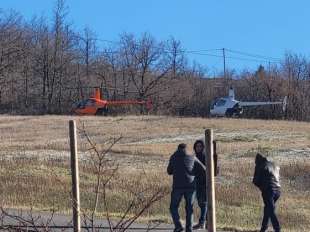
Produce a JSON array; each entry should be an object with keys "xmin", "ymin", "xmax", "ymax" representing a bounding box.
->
[
  {"xmin": 196, "ymin": 185, "xmax": 207, "ymax": 225},
  {"xmin": 170, "ymin": 189, "xmax": 195, "ymax": 232},
  {"xmin": 261, "ymin": 190, "xmax": 281, "ymax": 232}
]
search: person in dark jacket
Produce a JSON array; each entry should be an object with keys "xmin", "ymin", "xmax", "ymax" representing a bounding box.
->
[
  {"xmin": 192, "ymin": 140, "xmax": 207, "ymax": 230},
  {"xmin": 253, "ymin": 153, "xmax": 281, "ymax": 232},
  {"xmin": 167, "ymin": 143, "xmax": 205, "ymax": 232},
  {"xmin": 192, "ymin": 140, "xmax": 218, "ymax": 230}
]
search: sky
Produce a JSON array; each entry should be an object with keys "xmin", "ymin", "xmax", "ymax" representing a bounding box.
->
[{"xmin": 1, "ymin": 0, "xmax": 310, "ymax": 74}]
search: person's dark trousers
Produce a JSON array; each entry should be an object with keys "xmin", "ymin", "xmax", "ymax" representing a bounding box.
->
[
  {"xmin": 260, "ymin": 190, "xmax": 281, "ymax": 232},
  {"xmin": 170, "ymin": 189, "xmax": 196, "ymax": 232},
  {"xmin": 196, "ymin": 185, "xmax": 207, "ymax": 225}
]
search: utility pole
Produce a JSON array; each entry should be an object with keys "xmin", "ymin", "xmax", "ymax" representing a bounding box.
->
[{"xmin": 222, "ymin": 48, "xmax": 226, "ymax": 79}]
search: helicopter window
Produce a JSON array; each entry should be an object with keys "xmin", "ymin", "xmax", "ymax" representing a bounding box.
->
[
  {"xmin": 76, "ymin": 99, "xmax": 95, "ymax": 109},
  {"xmin": 76, "ymin": 100, "xmax": 86, "ymax": 109},
  {"xmin": 85, "ymin": 99, "xmax": 96, "ymax": 106},
  {"xmin": 215, "ymin": 99, "xmax": 226, "ymax": 107},
  {"xmin": 210, "ymin": 100, "xmax": 215, "ymax": 109}
]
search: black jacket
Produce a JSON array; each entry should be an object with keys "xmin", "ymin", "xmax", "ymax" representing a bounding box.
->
[
  {"xmin": 193, "ymin": 140, "xmax": 218, "ymax": 187},
  {"xmin": 253, "ymin": 153, "xmax": 281, "ymax": 193},
  {"xmin": 195, "ymin": 151, "xmax": 206, "ymax": 187},
  {"xmin": 167, "ymin": 149, "xmax": 204, "ymax": 190}
]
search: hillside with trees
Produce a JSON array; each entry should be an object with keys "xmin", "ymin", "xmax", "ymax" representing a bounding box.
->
[{"xmin": 0, "ymin": 0, "xmax": 309, "ymax": 120}]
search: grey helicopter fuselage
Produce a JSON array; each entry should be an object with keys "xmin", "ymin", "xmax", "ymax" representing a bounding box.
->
[
  {"xmin": 209, "ymin": 88, "xmax": 286, "ymax": 117},
  {"xmin": 210, "ymin": 97, "xmax": 243, "ymax": 117}
]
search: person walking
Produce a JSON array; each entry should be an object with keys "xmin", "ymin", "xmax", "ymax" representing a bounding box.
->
[
  {"xmin": 167, "ymin": 143, "xmax": 205, "ymax": 232},
  {"xmin": 192, "ymin": 140, "xmax": 208, "ymax": 230},
  {"xmin": 253, "ymin": 153, "xmax": 281, "ymax": 232}
]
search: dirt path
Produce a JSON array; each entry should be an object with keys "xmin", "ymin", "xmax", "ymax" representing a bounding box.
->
[
  {"xmin": 0, "ymin": 209, "xmax": 234, "ymax": 232},
  {"xmin": 1, "ymin": 209, "xmax": 172, "ymax": 231}
]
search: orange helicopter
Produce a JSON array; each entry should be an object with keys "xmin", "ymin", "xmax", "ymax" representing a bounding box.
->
[{"xmin": 72, "ymin": 88, "xmax": 152, "ymax": 115}]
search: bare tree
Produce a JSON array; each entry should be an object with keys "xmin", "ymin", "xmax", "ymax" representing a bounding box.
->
[
  {"xmin": 0, "ymin": 10, "xmax": 25, "ymax": 113},
  {"xmin": 119, "ymin": 33, "xmax": 171, "ymax": 110}
]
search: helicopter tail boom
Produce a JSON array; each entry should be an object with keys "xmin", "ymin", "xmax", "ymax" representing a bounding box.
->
[{"xmin": 239, "ymin": 101, "xmax": 282, "ymax": 107}]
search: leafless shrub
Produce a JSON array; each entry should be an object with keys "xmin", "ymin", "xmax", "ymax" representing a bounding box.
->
[{"xmin": 78, "ymin": 122, "xmax": 168, "ymax": 231}]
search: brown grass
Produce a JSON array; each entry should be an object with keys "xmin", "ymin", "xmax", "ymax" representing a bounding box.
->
[{"xmin": 0, "ymin": 115, "xmax": 309, "ymax": 231}]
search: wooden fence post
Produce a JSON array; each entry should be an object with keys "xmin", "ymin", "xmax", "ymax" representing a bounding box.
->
[
  {"xmin": 205, "ymin": 129, "xmax": 216, "ymax": 232},
  {"xmin": 69, "ymin": 120, "xmax": 81, "ymax": 232}
]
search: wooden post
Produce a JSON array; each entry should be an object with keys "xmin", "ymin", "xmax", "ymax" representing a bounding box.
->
[
  {"xmin": 205, "ymin": 129, "xmax": 216, "ymax": 232},
  {"xmin": 69, "ymin": 120, "xmax": 81, "ymax": 232},
  {"xmin": 213, "ymin": 141, "xmax": 218, "ymax": 176}
]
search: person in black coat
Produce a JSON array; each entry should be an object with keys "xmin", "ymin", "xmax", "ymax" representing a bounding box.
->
[
  {"xmin": 192, "ymin": 140, "xmax": 207, "ymax": 230},
  {"xmin": 167, "ymin": 143, "xmax": 205, "ymax": 232},
  {"xmin": 192, "ymin": 140, "xmax": 218, "ymax": 230},
  {"xmin": 253, "ymin": 153, "xmax": 281, "ymax": 232}
]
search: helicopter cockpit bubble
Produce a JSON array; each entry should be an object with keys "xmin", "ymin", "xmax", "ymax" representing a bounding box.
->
[
  {"xmin": 75, "ymin": 99, "xmax": 95, "ymax": 109},
  {"xmin": 215, "ymin": 98, "xmax": 227, "ymax": 107},
  {"xmin": 211, "ymin": 98, "xmax": 225, "ymax": 109},
  {"xmin": 85, "ymin": 99, "xmax": 96, "ymax": 106},
  {"xmin": 76, "ymin": 99, "xmax": 90, "ymax": 109},
  {"xmin": 210, "ymin": 100, "xmax": 215, "ymax": 109}
]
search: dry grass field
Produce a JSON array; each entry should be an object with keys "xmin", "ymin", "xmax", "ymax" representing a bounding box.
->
[{"xmin": 0, "ymin": 115, "xmax": 310, "ymax": 231}]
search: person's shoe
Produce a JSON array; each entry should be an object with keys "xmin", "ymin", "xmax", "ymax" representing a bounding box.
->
[
  {"xmin": 192, "ymin": 223, "xmax": 206, "ymax": 230},
  {"xmin": 173, "ymin": 227, "xmax": 184, "ymax": 232}
]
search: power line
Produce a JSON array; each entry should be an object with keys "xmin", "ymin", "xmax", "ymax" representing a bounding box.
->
[
  {"xmin": 188, "ymin": 51, "xmax": 279, "ymax": 63},
  {"xmin": 178, "ymin": 51, "xmax": 222, "ymax": 58},
  {"xmin": 95, "ymin": 38, "xmax": 119, "ymax": 45},
  {"xmin": 96, "ymin": 37, "xmax": 222, "ymax": 55},
  {"xmin": 99, "ymin": 49, "xmax": 279, "ymax": 64},
  {"xmin": 225, "ymin": 55, "xmax": 278, "ymax": 63},
  {"xmin": 92, "ymin": 37, "xmax": 282, "ymax": 64},
  {"xmin": 226, "ymin": 48, "xmax": 281, "ymax": 61},
  {"xmin": 186, "ymin": 48, "xmax": 222, "ymax": 53}
]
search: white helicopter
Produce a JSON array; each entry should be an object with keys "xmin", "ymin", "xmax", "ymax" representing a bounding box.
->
[{"xmin": 210, "ymin": 88, "xmax": 287, "ymax": 117}]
